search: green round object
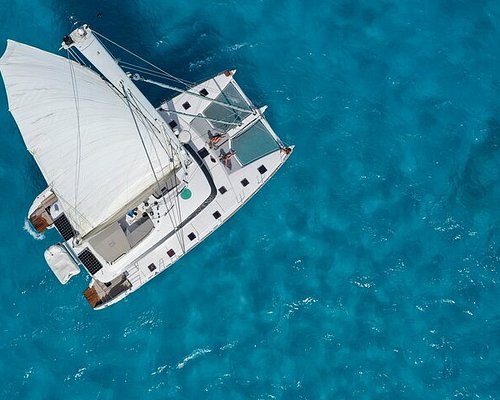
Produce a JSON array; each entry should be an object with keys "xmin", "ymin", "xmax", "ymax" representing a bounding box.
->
[{"xmin": 180, "ymin": 187, "xmax": 192, "ymax": 200}]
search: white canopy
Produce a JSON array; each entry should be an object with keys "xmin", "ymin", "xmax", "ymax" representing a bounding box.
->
[{"xmin": 0, "ymin": 40, "xmax": 179, "ymax": 237}]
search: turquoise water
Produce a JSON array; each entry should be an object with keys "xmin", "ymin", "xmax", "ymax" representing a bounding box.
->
[{"xmin": 0, "ymin": 0, "xmax": 499, "ymax": 398}]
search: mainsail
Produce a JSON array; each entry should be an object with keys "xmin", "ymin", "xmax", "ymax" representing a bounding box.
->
[{"xmin": 0, "ymin": 40, "xmax": 180, "ymax": 237}]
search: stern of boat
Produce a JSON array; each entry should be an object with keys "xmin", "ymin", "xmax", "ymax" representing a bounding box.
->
[{"xmin": 83, "ymin": 275, "xmax": 132, "ymax": 309}]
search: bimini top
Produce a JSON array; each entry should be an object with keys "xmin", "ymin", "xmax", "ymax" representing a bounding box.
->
[{"xmin": 0, "ymin": 40, "xmax": 179, "ymax": 237}]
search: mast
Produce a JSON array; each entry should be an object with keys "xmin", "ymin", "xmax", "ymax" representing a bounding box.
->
[{"xmin": 62, "ymin": 25, "xmax": 183, "ymax": 158}]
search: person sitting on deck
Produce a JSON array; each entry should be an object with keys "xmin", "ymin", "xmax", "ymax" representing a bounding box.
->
[
  {"xmin": 281, "ymin": 146, "xmax": 292, "ymax": 156},
  {"xmin": 208, "ymin": 130, "xmax": 225, "ymax": 148}
]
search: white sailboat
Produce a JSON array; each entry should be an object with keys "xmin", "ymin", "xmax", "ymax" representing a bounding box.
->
[{"xmin": 0, "ymin": 25, "xmax": 293, "ymax": 309}]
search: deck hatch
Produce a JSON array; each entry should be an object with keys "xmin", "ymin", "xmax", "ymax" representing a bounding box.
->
[
  {"xmin": 218, "ymin": 186, "xmax": 227, "ymax": 194},
  {"xmin": 167, "ymin": 249, "xmax": 176, "ymax": 257},
  {"xmin": 198, "ymin": 147, "xmax": 209, "ymax": 158},
  {"xmin": 188, "ymin": 232, "xmax": 196, "ymax": 241},
  {"xmin": 258, "ymin": 165, "xmax": 268, "ymax": 174},
  {"xmin": 53, "ymin": 213, "xmax": 75, "ymax": 241},
  {"xmin": 78, "ymin": 248, "xmax": 103, "ymax": 275},
  {"xmin": 241, "ymin": 178, "xmax": 249, "ymax": 187}
]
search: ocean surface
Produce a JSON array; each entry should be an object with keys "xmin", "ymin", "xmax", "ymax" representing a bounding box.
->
[{"xmin": 0, "ymin": 0, "xmax": 499, "ymax": 398}]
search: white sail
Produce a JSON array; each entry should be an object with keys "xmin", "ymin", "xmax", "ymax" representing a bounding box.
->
[{"xmin": 0, "ymin": 40, "xmax": 179, "ymax": 237}]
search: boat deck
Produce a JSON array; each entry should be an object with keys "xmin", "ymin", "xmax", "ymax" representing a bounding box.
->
[
  {"xmin": 61, "ymin": 71, "xmax": 291, "ymax": 309},
  {"xmin": 83, "ymin": 274, "xmax": 131, "ymax": 308}
]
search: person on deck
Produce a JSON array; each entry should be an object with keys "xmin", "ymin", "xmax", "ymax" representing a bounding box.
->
[
  {"xmin": 220, "ymin": 149, "xmax": 235, "ymax": 168},
  {"xmin": 208, "ymin": 130, "xmax": 224, "ymax": 148}
]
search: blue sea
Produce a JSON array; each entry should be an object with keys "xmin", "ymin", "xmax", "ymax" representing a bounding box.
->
[{"xmin": 0, "ymin": 0, "xmax": 499, "ymax": 398}]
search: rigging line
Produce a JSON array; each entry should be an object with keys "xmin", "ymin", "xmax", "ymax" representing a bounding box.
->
[
  {"xmin": 124, "ymin": 67, "xmax": 180, "ymax": 83},
  {"xmin": 163, "ymin": 108, "xmax": 241, "ymax": 126},
  {"xmin": 126, "ymin": 92, "xmax": 170, "ymax": 179},
  {"xmin": 98, "ymin": 70, "xmax": 164, "ymax": 139},
  {"xmin": 122, "ymin": 83, "xmax": 170, "ymax": 213},
  {"xmin": 132, "ymin": 102, "xmax": 170, "ymax": 155},
  {"xmin": 68, "ymin": 48, "xmax": 87, "ymax": 67},
  {"xmin": 89, "ymin": 62, "xmax": 187, "ymax": 244},
  {"xmin": 140, "ymin": 104, "xmax": 190, "ymax": 176},
  {"xmin": 158, "ymin": 120, "xmax": 192, "ymax": 195},
  {"xmin": 169, "ymin": 141, "xmax": 185, "ymax": 243},
  {"xmin": 81, "ymin": 35, "xmax": 187, "ymax": 170},
  {"xmin": 119, "ymin": 61, "xmax": 175, "ymax": 77},
  {"xmin": 100, "ymin": 76, "xmax": 171, "ymax": 155},
  {"xmin": 67, "ymin": 48, "xmax": 78, "ymax": 64},
  {"xmin": 93, "ymin": 32, "xmax": 116, "ymax": 64},
  {"xmin": 120, "ymin": 62, "xmax": 188, "ymax": 84},
  {"xmin": 94, "ymin": 32, "xmax": 182, "ymax": 94},
  {"xmin": 67, "ymin": 52, "xmax": 83, "ymax": 232},
  {"xmin": 127, "ymin": 89, "xmax": 186, "ymax": 251},
  {"xmin": 125, "ymin": 90, "xmax": 180, "ymax": 163},
  {"xmin": 213, "ymin": 76, "xmax": 239, "ymax": 112},
  {"xmin": 124, "ymin": 90, "xmax": 192, "ymax": 183},
  {"xmin": 117, "ymin": 83, "xmax": 175, "ymax": 154},
  {"xmin": 96, "ymin": 69, "xmax": 189, "ymax": 241},
  {"xmin": 221, "ymin": 106, "xmax": 245, "ymax": 132},
  {"xmin": 126, "ymin": 90, "xmax": 169, "ymax": 189},
  {"xmin": 201, "ymin": 77, "xmax": 250, "ymax": 129},
  {"xmin": 124, "ymin": 86, "xmax": 185, "ymax": 246},
  {"xmin": 135, "ymin": 75, "xmax": 254, "ymax": 114},
  {"xmin": 227, "ymin": 109, "xmax": 245, "ymax": 131},
  {"xmin": 163, "ymin": 126, "xmax": 189, "ymax": 181},
  {"xmin": 255, "ymin": 117, "xmax": 285, "ymax": 147},
  {"xmin": 53, "ymin": 190, "xmax": 93, "ymax": 237},
  {"xmin": 212, "ymin": 79, "xmax": 254, "ymax": 129},
  {"xmin": 129, "ymin": 95, "xmax": 187, "ymax": 250},
  {"xmin": 128, "ymin": 89, "xmax": 187, "ymax": 250},
  {"xmin": 113, "ymin": 82, "xmax": 189, "ymax": 189},
  {"xmin": 93, "ymin": 30, "xmax": 194, "ymax": 87},
  {"xmin": 116, "ymin": 79, "xmax": 177, "ymax": 145},
  {"xmin": 159, "ymin": 123, "xmax": 173, "ymax": 156},
  {"xmin": 169, "ymin": 139, "xmax": 186, "ymax": 253}
]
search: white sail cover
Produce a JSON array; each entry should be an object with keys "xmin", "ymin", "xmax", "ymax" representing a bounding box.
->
[{"xmin": 0, "ymin": 40, "xmax": 178, "ymax": 237}]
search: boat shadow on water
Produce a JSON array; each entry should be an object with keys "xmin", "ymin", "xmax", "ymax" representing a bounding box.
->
[{"xmin": 50, "ymin": 0, "xmax": 225, "ymax": 76}]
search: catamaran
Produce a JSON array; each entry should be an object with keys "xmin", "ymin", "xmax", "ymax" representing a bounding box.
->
[{"xmin": 0, "ymin": 25, "xmax": 293, "ymax": 309}]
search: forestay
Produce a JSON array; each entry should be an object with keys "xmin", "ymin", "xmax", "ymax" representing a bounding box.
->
[{"xmin": 0, "ymin": 40, "xmax": 179, "ymax": 237}]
